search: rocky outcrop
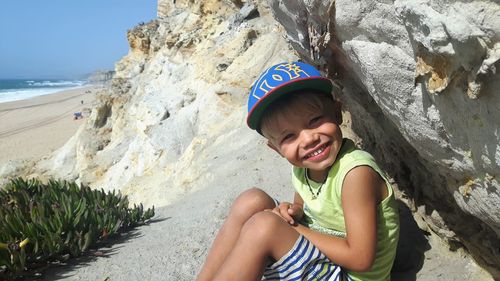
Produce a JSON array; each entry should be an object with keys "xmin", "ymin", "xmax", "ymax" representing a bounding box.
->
[
  {"xmin": 30, "ymin": 0, "xmax": 499, "ymax": 278},
  {"xmin": 87, "ymin": 70, "xmax": 115, "ymax": 84},
  {"xmin": 266, "ymin": 0, "xmax": 500, "ymax": 276},
  {"xmin": 34, "ymin": 0, "xmax": 297, "ymax": 209}
]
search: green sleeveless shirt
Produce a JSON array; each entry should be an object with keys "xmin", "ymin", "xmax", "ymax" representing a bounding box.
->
[{"xmin": 292, "ymin": 139, "xmax": 400, "ymax": 281}]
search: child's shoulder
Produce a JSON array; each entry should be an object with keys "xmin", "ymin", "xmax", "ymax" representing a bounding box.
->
[
  {"xmin": 332, "ymin": 139, "xmax": 384, "ymax": 180},
  {"xmin": 337, "ymin": 138, "xmax": 375, "ymax": 162},
  {"xmin": 342, "ymin": 145, "xmax": 375, "ymax": 162}
]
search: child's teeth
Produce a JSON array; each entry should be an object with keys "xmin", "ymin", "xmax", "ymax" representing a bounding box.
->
[{"xmin": 308, "ymin": 145, "xmax": 325, "ymax": 158}]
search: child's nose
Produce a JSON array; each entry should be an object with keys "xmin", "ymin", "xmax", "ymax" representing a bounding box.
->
[{"xmin": 300, "ymin": 129, "xmax": 318, "ymax": 148}]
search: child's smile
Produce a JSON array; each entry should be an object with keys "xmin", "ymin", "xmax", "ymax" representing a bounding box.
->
[{"xmin": 303, "ymin": 142, "xmax": 331, "ymax": 161}]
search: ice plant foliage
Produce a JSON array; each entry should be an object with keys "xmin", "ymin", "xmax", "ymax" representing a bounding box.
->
[{"xmin": 0, "ymin": 178, "xmax": 154, "ymax": 279}]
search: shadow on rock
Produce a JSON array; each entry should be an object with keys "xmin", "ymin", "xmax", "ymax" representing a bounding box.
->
[{"xmin": 391, "ymin": 200, "xmax": 430, "ymax": 281}]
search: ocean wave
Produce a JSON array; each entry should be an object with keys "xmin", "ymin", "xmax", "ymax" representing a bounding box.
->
[
  {"xmin": 26, "ymin": 80, "xmax": 86, "ymax": 87},
  {"xmin": 0, "ymin": 86, "xmax": 85, "ymax": 104}
]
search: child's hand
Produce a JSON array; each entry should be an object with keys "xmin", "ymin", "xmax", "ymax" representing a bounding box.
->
[{"xmin": 272, "ymin": 202, "xmax": 303, "ymax": 225}]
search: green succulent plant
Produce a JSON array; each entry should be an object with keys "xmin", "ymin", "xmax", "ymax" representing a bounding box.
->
[{"xmin": 0, "ymin": 178, "xmax": 154, "ymax": 279}]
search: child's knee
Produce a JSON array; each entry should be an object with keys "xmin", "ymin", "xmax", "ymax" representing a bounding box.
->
[
  {"xmin": 230, "ymin": 188, "xmax": 275, "ymax": 219},
  {"xmin": 240, "ymin": 211, "xmax": 300, "ymax": 260},
  {"xmin": 242, "ymin": 211, "xmax": 284, "ymax": 240}
]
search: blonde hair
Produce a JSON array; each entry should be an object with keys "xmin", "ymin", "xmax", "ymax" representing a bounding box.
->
[{"xmin": 259, "ymin": 90, "xmax": 335, "ymax": 136}]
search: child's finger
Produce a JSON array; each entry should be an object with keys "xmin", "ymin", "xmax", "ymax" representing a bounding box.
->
[
  {"xmin": 268, "ymin": 207, "xmax": 282, "ymax": 218},
  {"xmin": 287, "ymin": 203, "xmax": 299, "ymax": 214},
  {"xmin": 287, "ymin": 204, "xmax": 303, "ymax": 223},
  {"xmin": 271, "ymin": 207, "xmax": 281, "ymax": 216},
  {"xmin": 268, "ymin": 207, "xmax": 292, "ymax": 223},
  {"xmin": 286, "ymin": 205, "xmax": 296, "ymax": 224},
  {"xmin": 278, "ymin": 203, "xmax": 294, "ymax": 223}
]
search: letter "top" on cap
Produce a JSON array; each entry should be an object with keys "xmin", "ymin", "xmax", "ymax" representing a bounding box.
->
[{"xmin": 252, "ymin": 62, "xmax": 310, "ymax": 100}]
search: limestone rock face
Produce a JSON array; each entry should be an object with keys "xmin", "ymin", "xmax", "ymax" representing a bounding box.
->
[
  {"xmin": 35, "ymin": 0, "xmax": 297, "ymax": 209},
  {"xmin": 267, "ymin": 0, "xmax": 500, "ymax": 275},
  {"xmin": 87, "ymin": 70, "xmax": 115, "ymax": 83}
]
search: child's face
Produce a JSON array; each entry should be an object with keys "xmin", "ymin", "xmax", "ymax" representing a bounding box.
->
[{"xmin": 262, "ymin": 95, "xmax": 343, "ymax": 178}]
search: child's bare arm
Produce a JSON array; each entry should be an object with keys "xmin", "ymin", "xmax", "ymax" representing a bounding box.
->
[
  {"xmin": 293, "ymin": 166, "xmax": 383, "ymax": 272},
  {"xmin": 293, "ymin": 191, "xmax": 304, "ymax": 208}
]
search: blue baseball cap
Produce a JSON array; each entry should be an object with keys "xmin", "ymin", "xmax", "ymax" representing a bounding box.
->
[{"xmin": 247, "ymin": 61, "xmax": 333, "ymax": 131}]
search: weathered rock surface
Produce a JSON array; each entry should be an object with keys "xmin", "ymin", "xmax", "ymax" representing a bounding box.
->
[
  {"xmin": 267, "ymin": 0, "xmax": 500, "ymax": 276},
  {"xmin": 34, "ymin": 0, "xmax": 297, "ymax": 227},
  {"xmin": 16, "ymin": 0, "xmax": 498, "ymax": 279},
  {"xmin": 86, "ymin": 70, "xmax": 115, "ymax": 84}
]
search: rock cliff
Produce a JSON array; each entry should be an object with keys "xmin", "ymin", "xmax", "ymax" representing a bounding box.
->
[
  {"xmin": 30, "ymin": 0, "xmax": 499, "ymax": 278},
  {"xmin": 35, "ymin": 0, "xmax": 297, "ymax": 219},
  {"xmin": 87, "ymin": 70, "xmax": 115, "ymax": 84}
]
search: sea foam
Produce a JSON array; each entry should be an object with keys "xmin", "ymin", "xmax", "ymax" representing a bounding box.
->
[{"xmin": 0, "ymin": 79, "xmax": 86, "ymax": 104}]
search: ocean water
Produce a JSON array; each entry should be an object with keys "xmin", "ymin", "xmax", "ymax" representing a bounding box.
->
[{"xmin": 0, "ymin": 79, "xmax": 86, "ymax": 104}]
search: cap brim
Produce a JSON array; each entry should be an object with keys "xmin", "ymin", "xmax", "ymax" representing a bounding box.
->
[{"xmin": 247, "ymin": 77, "xmax": 332, "ymax": 132}]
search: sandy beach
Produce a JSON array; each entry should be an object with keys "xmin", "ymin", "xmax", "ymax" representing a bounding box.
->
[{"xmin": 0, "ymin": 86, "xmax": 98, "ymax": 165}]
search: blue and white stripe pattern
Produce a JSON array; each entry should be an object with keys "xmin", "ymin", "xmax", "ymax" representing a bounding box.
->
[{"xmin": 262, "ymin": 235, "xmax": 350, "ymax": 281}]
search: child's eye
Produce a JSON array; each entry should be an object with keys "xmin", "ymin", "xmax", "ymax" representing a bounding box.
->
[
  {"xmin": 310, "ymin": 116, "xmax": 323, "ymax": 125},
  {"xmin": 281, "ymin": 133, "xmax": 294, "ymax": 143}
]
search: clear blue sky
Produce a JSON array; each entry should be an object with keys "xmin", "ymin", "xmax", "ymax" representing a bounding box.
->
[{"xmin": 0, "ymin": 1, "xmax": 157, "ymax": 79}]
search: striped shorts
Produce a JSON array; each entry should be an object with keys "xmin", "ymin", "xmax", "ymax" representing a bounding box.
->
[{"xmin": 262, "ymin": 235, "xmax": 350, "ymax": 281}]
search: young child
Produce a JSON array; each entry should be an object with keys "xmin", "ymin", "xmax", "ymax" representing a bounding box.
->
[{"xmin": 197, "ymin": 61, "xmax": 400, "ymax": 281}]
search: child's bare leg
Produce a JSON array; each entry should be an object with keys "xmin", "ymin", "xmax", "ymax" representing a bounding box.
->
[
  {"xmin": 213, "ymin": 211, "xmax": 300, "ymax": 281},
  {"xmin": 197, "ymin": 188, "xmax": 277, "ymax": 281}
]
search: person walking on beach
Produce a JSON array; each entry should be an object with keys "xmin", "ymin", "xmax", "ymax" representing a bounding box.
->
[{"xmin": 197, "ymin": 61, "xmax": 400, "ymax": 281}]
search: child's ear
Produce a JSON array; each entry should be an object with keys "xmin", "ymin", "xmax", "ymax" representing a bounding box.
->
[{"xmin": 267, "ymin": 141, "xmax": 283, "ymax": 157}]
